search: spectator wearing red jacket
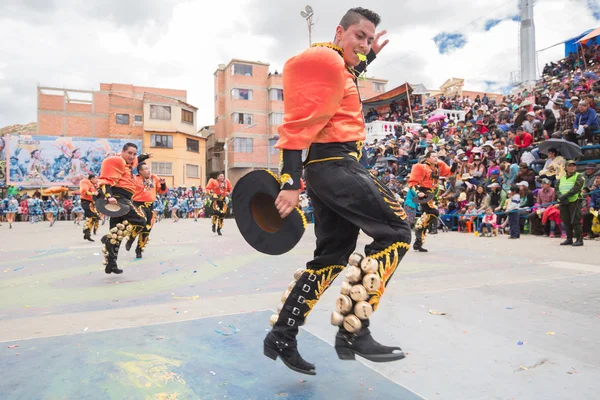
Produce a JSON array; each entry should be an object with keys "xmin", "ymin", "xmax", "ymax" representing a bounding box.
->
[{"xmin": 514, "ymin": 128, "xmax": 533, "ymax": 149}]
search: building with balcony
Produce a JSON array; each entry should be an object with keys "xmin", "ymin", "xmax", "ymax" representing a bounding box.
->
[{"xmin": 36, "ymin": 83, "xmax": 205, "ymax": 188}]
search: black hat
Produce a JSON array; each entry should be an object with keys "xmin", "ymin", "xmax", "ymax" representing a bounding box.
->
[
  {"xmin": 233, "ymin": 170, "xmax": 306, "ymax": 255},
  {"xmin": 94, "ymin": 195, "xmax": 131, "ymax": 217}
]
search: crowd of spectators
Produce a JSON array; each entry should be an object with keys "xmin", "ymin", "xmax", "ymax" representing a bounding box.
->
[{"xmin": 352, "ymin": 41, "xmax": 600, "ymax": 240}]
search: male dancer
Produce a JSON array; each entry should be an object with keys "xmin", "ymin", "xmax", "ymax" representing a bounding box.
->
[
  {"xmin": 79, "ymin": 173, "xmax": 100, "ymax": 241},
  {"xmin": 98, "ymin": 143, "xmax": 147, "ymax": 274},
  {"xmin": 263, "ymin": 8, "xmax": 409, "ymax": 376},
  {"xmin": 206, "ymin": 173, "xmax": 232, "ymax": 235},
  {"xmin": 125, "ymin": 161, "xmax": 167, "ymax": 258},
  {"xmin": 407, "ymin": 151, "xmax": 453, "ymax": 252}
]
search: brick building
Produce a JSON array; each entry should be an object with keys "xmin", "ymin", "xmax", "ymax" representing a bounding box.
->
[
  {"xmin": 37, "ymin": 83, "xmax": 206, "ymax": 188},
  {"xmin": 208, "ymin": 59, "xmax": 387, "ymax": 185}
]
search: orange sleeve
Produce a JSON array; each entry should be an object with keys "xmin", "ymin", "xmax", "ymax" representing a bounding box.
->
[
  {"xmin": 275, "ymin": 47, "xmax": 346, "ymax": 150},
  {"xmin": 206, "ymin": 179, "xmax": 216, "ymax": 194},
  {"xmin": 79, "ymin": 179, "xmax": 89, "ymax": 194},
  {"xmin": 98, "ymin": 156, "xmax": 126, "ymax": 187},
  {"xmin": 438, "ymin": 160, "xmax": 451, "ymax": 177},
  {"xmin": 155, "ymin": 175, "xmax": 167, "ymax": 195},
  {"xmin": 408, "ymin": 164, "xmax": 426, "ymax": 188},
  {"xmin": 225, "ymin": 179, "xmax": 233, "ymax": 194}
]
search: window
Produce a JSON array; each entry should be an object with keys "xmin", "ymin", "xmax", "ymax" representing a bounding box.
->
[
  {"xmin": 134, "ymin": 115, "xmax": 143, "ymax": 125},
  {"xmin": 373, "ymin": 82, "xmax": 386, "ymax": 93},
  {"xmin": 232, "ymin": 112, "xmax": 253, "ymax": 125},
  {"xmin": 270, "ymin": 112, "xmax": 283, "ymax": 125},
  {"xmin": 232, "ymin": 64, "xmax": 253, "ymax": 76},
  {"xmin": 182, "ymin": 109, "xmax": 194, "ymax": 124},
  {"xmin": 269, "ymin": 138, "xmax": 279, "ymax": 155},
  {"xmin": 186, "ymin": 164, "xmax": 199, "ymax": 178},
  {"xmin": 116, "ymin": 114, "xmax": 129, "ymax": 125},
  {"xmin": 269, "ymin": 88, "xmax": 284, "ymax": 101},
  {"xmin": 150, "ymin": 134, "xmax": 173, "ymax": 148},
  {"xmin": 186, "ymin": 138, "xmax": 199, "ymax": 153},
  {"xmin": 233, "ymin": 138, "xmax": 253, "ymax": 153},
  {"xmin": 231, "ymin": 88, "xmax": 253, "ymax": 100},
  {"xmin": 151, "ymin": 162, "xmax": 173, "ymax": 175},
  {"xmin": 150, "ymin": 105, "xmax": 172, "ymax": 120}
]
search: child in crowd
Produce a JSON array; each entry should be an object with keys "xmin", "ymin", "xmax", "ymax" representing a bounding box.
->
[
  {"xmin": 481, "ymin": 207, "xmax": 497, "ymax": 237},
  {"xmin": 505, "ymin": 185, "xmax": 522, "ymax": 239}
]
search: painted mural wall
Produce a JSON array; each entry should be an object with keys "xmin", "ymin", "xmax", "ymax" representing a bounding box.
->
[{"xmin": 4, "ymin": 134, "xmax": 142, "ymax": 188}]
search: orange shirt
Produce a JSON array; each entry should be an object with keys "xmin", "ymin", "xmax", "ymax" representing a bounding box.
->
[
  {"xmin": 79, "ymin": 179, "xmax": 97, "ymax": 202},
  {"xmin": 133, "ymin": 174, "xmax": 167, "ymax": 203},
  {"xmin": 275, "ymin": 44, "xmax": 365, "ymax": 151},
  {"xmin": 98, "ymin": 156, "xmax": 138, "ymax": 194},
  {"xmin": 206, "ymin": 178, "xmax": 232, "ymax": 197},
  {"xmin": 408, "ymin": 161, "xmax": 452, "ymax": 190}
]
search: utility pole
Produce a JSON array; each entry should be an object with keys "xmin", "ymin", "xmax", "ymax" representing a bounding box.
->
[{"xmin": 300, "ymin": 5, "xmax": 315, "ymax": 47}]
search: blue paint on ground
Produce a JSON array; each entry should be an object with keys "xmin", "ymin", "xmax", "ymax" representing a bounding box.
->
[{"xmin": 0, "ymin": 311, "xmax": 422, "ymax": 399}]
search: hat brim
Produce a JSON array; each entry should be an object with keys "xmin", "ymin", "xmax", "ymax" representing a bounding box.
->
[
  {"xmin": 94, "ymin": 196, "xmax": 131, "ymax": 217},
  {"xmin": 233, "ymin": 170, "xmax": 306, "ymax": 255},
  {"xmin": 414, "ymin": 192, "xmax": 435, "ymax": 204}
]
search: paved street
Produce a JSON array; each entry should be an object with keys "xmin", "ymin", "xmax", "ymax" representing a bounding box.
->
[{"xmin": 0, "ymin": 218, "xmax": 599, "ymax": 400}]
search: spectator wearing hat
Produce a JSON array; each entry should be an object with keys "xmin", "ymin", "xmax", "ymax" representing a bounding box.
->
[
  {"xmin": 528, "ymin": 178, "xmax": 556, "ymax": 235},
  {"xmin": 522, "ymin": 112, "xmax": 540, "ymax": 134},
  {"xmin": 569, "ymin": 97, "xmax": 580, "ymax": 114},
  {"xmin": 583, "ymin": 162, "xmax": 598, "ymax": 189},
  {"xmin": 557, "ymin": 160, "xmax": 586, "ymax": 246}
]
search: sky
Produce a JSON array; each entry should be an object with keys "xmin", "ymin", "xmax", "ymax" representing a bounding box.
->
[{"xmin": 0, "ymin": 0, "xmax": 599, "ymax": 129}]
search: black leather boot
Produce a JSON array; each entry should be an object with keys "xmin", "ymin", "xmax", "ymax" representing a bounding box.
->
[
  {"xmin": 135, "ymin": 247, "xmax": 143, "ymax": 258},
  {"xmin": 264, "ymin": 269, "xmax": 322, "ymax": 375},
  {"xmin": 212, "ymin": 224, "xmax": 216, "ymax": 233},
  {"xmin": 560, "ymin": 238, "xmax": 573, "ymax": 245},
  {"xmin": 334, "ymin": 319, "xmax": 405, "ymax": 362},
  {"xmin": 217, "ymin": 227, "xmax": 222, "ymax": 236},
  {"xmin": 101, "ymin": 235, "xmax": 123, "ymax": 274},
  {"xmin": 572, "ymin": 238, "xmax": 584, "ymax": 247},
  {"xmin": 125, "ymin": 237, "xmax": 135, "ymax": 251}
]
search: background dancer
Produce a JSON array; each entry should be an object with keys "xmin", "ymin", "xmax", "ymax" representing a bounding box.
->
[
  {"xmin": 79, "ymin": 174, "xmax": 100, "ymax": 242},
  {"xmin": 97, "ymin": 143, "xmax": 147, "ymax": 274},
  {"xmin": 125, "ymin": 161, "xmax": 167, "ymax": 258},
  {"xmin": 263, "ymin": 8, "xmax": 409, "ymax": 376},
  {"xmin": 407, "ymin": 151, "xmax": 453, "ymax": 252},
  {"xmin": 206, "ymin": 173, "xmax": 232, "ymax": 235}
]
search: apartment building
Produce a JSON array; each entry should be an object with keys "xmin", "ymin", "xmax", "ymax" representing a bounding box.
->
[{"xmin": 36, "ymin": 83, "xmax": 206, "ymax": 188}]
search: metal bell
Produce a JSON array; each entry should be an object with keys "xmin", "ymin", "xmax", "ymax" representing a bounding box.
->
[
  {"xmin": 343, "ymin": 315, "xmax": 362, "ymax": 333},
  {"xmin": 360, "ymin": 257, "xmax": 379, "ymax": 274},
  {"xmin": 350, "ymin": 284, "xmax": 368, "ymax": 302},
  {"xmin": 354, "ymin": 301, "xmax": 373, "ymax": 320},
  {"xmin": 348, "ymin": 253, "xmax": 363, "ymax": 267},
  {"xmin": 336, "ymin": 294, "xmax": 353, "ymax": 314},
  {"xmin": 362, "ymin": 273, "xmax": 382, "ymax": 292}
]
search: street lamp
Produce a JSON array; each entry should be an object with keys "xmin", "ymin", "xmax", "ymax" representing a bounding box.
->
[
  {"xmin": 300, "ymin": 5, "xmax": 315, "ymax": 47},
  {"xmin": 224, "ymin": 123, "xmax": 257, "ymax": 181}
]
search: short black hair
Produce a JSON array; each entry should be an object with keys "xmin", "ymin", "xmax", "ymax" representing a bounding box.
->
[
  {"xmin": 339, "ymin": 7, "xmax": 381, "ymax": 29},
  {"xmin": 123, "ymin": 142, "xmax": 138, "ymax": 151},
  {"xmin": 88, "ymin": 173, "xmax": 96, "ymax": 179}
]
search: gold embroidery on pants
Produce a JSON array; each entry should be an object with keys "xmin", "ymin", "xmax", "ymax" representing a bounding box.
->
[{"xmin": 303, "ymin": 265, "xmax": 345, "ymax": 317}]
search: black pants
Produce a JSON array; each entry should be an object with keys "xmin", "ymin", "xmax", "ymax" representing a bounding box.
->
[
  {"xmin": 508, "ymin": 211, "xmax": 520, "ymax": 238},
  {"xmin": 583, "ymin": 212, "xmax": 594, "ymax": 236},
  {"xmin": 271, "ymin": 155, "xmax": 411, "ymax": 338},
  {"xmin": 560, "ymin": 200, "xmax": 582, "ymax": 240},
  {"xmin": 211, "ymin": 199, "xmax": 227, "ymax": 230},
  {"xmin": 101, "ymin": 191, "xmax": 147, "ymax": 267},
  {"xmin": 127, "ymin": 202, "xmax": 154, "ymax": 252},
  {"xmin": 81, "ymin": 199, "xmax": 99, "ymax": 237},
  {"xmin": 414, "ymin": 197, "xmax": 439, "ymax": 248},
  {"xmin": 528, "ymin": 211, "xmax": 543, "ymax": 235}
]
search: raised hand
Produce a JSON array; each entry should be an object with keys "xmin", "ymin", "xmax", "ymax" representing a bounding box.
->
[{"xmin": 371, "ymin": 30, "xmax": 389, "ymax": 55}]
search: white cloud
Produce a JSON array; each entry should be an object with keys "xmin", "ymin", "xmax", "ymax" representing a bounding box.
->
[{"xmin": 0, "ymin": 0, "xmax": 598, "ymax": 128}]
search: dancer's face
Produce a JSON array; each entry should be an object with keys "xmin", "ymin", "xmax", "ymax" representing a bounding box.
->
[
  {"xmin": 139, "ymin": 164, "xmax": 151, "ymax": 179},
  {"xmin": 121, "ymin": 145, "xmax": 137, "ymax": 165},
  {"xmin": 335, "ymin": 18, "xmax": 375, "ymax": 67}
]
